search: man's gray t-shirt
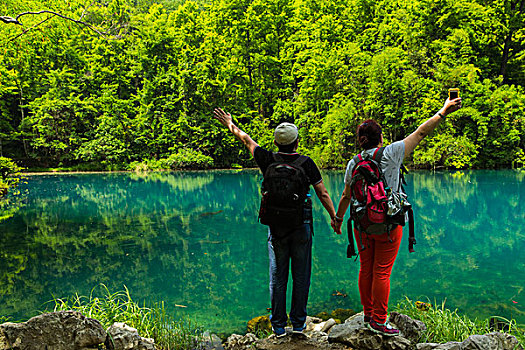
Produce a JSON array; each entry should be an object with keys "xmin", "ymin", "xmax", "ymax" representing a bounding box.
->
[{"xmin": 344, "ymin": 141, "xmax": 405, "ymax": 192}]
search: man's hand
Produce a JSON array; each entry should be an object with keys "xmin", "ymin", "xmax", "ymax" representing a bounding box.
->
[
  {"xmin": 441, "ymin": 97, "xmax": 462, "ymax": 117},
  {"xmin": 213, "ymin": 108, "xmax": 233, "ymax": 128},
  {"xmin": 331, "ymin": 217, "xmax": 343, "ymax": 235},
  {"xmin": 213, "ymin": 107, "xmax": 259, "ymax": 155}
]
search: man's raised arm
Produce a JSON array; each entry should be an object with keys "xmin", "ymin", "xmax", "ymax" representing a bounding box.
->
[{"xmin": 213, "ymin": 108, "xmax": 259, "ymax": 155}]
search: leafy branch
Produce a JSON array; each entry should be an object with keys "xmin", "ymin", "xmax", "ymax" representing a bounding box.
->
[{"xmin": 0, "ymin": 8, "xmax": 109, "ymax": 42}]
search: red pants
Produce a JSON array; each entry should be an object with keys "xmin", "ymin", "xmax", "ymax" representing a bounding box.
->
[{"xmin": 355, "ymin": 225, "xmax": 402, "ymax": 323}]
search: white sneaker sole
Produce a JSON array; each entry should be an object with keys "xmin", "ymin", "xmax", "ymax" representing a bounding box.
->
[{"xmin": 366, "ymin": 323, "xmax": 400, "ymax": 337}]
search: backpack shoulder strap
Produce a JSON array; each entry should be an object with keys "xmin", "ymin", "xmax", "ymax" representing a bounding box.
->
[
  {"xmin": 291, "ymin": 155, "xmax": 308, "ymax": 168},
  {"xmin": 272, "ymin": 152, "xmax": 284, "ymax": 163},
  {"xmin": 349, "ymin": 154, "xmax": 361, "ymax": 181},
  {"xmin": 292, "ymin": 155, "xmax": 310, "ymax": 185},
  {"xmin": 372, "ymin": 147, "xmax": 385, "ymax": 163},
  {"xmin": 351, "ymin": 154, "xmax": 361, "ymax": 171}
]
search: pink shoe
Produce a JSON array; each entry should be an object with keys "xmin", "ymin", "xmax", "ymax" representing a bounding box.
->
[{"xmin": 367, "ymin": 319, "xmax": 400, "ymax": 336}]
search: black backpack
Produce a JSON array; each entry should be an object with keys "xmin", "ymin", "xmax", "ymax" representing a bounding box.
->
[{"xmin": 258, "ymin": 154, "xmax": 310, "ymax": 228}]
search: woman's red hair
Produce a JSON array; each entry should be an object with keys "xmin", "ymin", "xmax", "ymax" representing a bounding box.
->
[{"xmin": 357, "ymin": 119, "xmax": 382, "ymax": 150}]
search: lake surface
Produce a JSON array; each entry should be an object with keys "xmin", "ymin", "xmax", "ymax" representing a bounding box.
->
[{"xmin": 0, "ymin": 170, "xmax": 524, "ymax": 334}]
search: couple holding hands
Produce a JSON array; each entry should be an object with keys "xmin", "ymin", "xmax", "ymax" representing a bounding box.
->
[{"xmin": 213, "ymin": 95, "xmax": 462, "ymax": 337}]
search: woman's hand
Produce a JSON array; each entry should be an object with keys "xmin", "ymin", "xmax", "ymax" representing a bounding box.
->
[
  {"xmin": 331, "ymin": 217, "xmax": 343, "ymax": 235},
  {"xmin": 441, "ymin": 97, "xmax": 462, "ymax": 117}
]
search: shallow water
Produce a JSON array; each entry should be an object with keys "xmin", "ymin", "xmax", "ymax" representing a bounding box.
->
[{"xmin": 0, "ymin": 170, "xmax": 523, "ymax": 333}]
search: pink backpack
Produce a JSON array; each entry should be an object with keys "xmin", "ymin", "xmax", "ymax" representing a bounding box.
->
[
  {"xmin": 349, "ymin": 148, "xmax": 389, "ymax": 235},
  {"xmin": 346, "ymin": 147, "xmax": 416, "ymax": 258}
]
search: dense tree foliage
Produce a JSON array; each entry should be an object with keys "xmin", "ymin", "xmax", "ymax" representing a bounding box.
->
[
  {"xmin": 0, "ymin": 156, "xmax": 24, "ymax": 222},
  {"xmin": 1, "ymin": 0, "xmax": 524, "ymax": 169}
]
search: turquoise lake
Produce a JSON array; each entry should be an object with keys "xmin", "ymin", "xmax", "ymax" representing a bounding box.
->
[{"xmin": 0, "ymin": 170, "xmax": 524, "ymax": 334}]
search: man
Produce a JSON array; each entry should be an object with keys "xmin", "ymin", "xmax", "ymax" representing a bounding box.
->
[{"xmin": 213, "ymin": 108, "xmax": 338, "ymax": 337}]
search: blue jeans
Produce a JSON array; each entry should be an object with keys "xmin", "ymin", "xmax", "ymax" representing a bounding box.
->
[{"xmin": 268, "ymin": 223, "xmax": 312, "ymax": 329}]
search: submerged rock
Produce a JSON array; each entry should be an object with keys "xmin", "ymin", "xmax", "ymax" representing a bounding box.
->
[
  {"xmin": 196, "ymin": 331, "xmax": 224, "ymax": 350},
  {"xmin": 0, "ymin": 310, "xmax": 106, "ymax": 350}
]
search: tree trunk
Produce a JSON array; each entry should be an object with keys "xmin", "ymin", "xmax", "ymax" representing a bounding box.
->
[
  {"xmin": 499, "ymin": 31, "xmax": 512, "ymax": 83},
  {"xmin": 16, "ymin": 80, "xmax": 29, "ymax": 158},
  {"xmin": 500, "ymin": 0, "xmax": 525, "ymax": 83}
]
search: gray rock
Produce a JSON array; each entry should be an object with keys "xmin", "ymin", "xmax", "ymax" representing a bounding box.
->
[
  {"xmin": 463, "ymin": 334, "xmax": 498, "ymax": 349},
  {"xmin": 105, "ymin": 322, "xmax": 156, "ymax": 350},
  {"xmin": 321, "ymin": 319, "xmax": 337, "ymax": 333},
  {"xmin": 385, "ymin": 335, "xmax": 413, "ymax": 350},
  {"xmin": 329, "ymin": 312, "xmax": 419, "ymax": 349},
  {"xmin": 253, "ymin": 330, "xmax": 347, "ymax": 350},
  {"xmin": 0, "ymin": 310, "xmax": 106, "ymax": 350},
  {"xmin": 224, "ymin": 333, "xmax": 258, "ymax": 350},
  {"xmin": 307, "ymin": 330, "xmax": 329, "ymax": 343},
  {"xmin": 416, "ymin": 343, "xmax": 461, "ymax": 350},
  {"xmin": 416, "ymin": 331, "xmax": 523, "ymax": 350},
  {"xmin": 390, "ymin": 312, "xmax": 426, "ymax": 342},
  {"xmin": 305, "ymin": 316, "xmax": 323, "ymax": 332},
  {"xmin": 197, "ymin": 331, "xmax": 224, "ymax": 350},
  {"xmin": 463, "ymin": 332, "xmax": 523, "ymax": 350},
  {"xmin": 328, "ymin": 312, "xmax": 366, "ymax": 343}
]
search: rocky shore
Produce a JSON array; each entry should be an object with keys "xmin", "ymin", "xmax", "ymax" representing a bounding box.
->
[{"xmin": 0, "ymin": 310, "xmax": 522, "ymax": 350}]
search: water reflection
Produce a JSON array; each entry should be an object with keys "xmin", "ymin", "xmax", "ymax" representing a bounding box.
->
[{"xmin": 0, "ymin": 170, "xmax": 523, "ymax": 333}]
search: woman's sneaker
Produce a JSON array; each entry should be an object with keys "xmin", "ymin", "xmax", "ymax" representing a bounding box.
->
[
  {"xmin": 367, "ymin": 319, "xmax": 400, "ymax": 336},
  {"xmin": 363, "ymin": 315, "xmax": 372, "ymax": 324}
]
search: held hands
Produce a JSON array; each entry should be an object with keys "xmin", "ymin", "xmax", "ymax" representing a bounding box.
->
[
  {"xmin": 213, "ymin": 108, "xmax": 233, "ymax": 128},
  {"xmin": 441, "ymin": 97, "xmax": 462, "ymax": 117},
  {"xmin": 331, "ymin": 216, "xmax": 343, "ymax": 235}
]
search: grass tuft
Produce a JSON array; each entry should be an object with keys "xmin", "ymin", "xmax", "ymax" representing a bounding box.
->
[
  {"xmin": 393, "ymin": 297, "xmax": 525, "ymax": 347},
  {"xmin": 51, "ymin": 284, "xmax": 203, "ymax": 350}
]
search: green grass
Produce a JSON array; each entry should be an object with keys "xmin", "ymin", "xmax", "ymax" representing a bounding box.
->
[
  {"xmin": 51, "ymin": 284, "xmax": 203, "ymax": 350},
  {"xmin": 393, "ymin": 297, "xmax": 525, "ymax": 347}
]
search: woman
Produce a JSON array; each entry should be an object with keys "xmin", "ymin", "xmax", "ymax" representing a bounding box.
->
[{"xmin": 332, "ymin": 96, "xmax": 462, "ymax": 336}]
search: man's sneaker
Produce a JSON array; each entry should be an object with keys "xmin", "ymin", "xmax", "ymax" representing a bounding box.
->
[
  {"xmin": 292, "ymin": 324, "xmax": 306, "ymax": 332},
  {"xmin": 363, "ymin": 315, "xmax": 372, "ymax": 324},
  {"xmin": 273, "ymin": 327, "xmax": 286, "ymax": 338},
  {"xmin": 367, "ymin": 319, "xmax": 400, "ymax": 336}
]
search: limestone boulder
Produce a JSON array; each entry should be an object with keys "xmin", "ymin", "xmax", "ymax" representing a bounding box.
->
[
  {"xmin": 389, "ymin": 312, "xmax": 426, "ymax": 342},
  {"xmin": 0, "ymin": 310, "xmax": 106, "ymax": 350},
  {"xmin": 253, "ymin": 331, "xmax": 347, "ymax": 350},
  {"xmin": 105, "ymin": 322, "xmax": 156, "ymax": 350},
  {"xmin": 224, "ymin": 333, "xmax": 258, "ymax": 350},
  {"xmin": 328, "ymin": 312, "xmax": 414, "ymax": 350},
  {"xmin": 416, "ymin": 331, "xmax": 523, "ymax": 350},
  {"xmin": 416, "ymin": 344, "xmax": 461, "ymax": 350}
]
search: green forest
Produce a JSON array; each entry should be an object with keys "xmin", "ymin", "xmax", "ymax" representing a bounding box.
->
[{"xmin": 1, "ymin": 0, "xmax": 525, "ymax": 172}]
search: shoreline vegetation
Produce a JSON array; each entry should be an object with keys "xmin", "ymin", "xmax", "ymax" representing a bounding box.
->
[
  {"xmin": 1, "ymin": 286, "xmax": 523, "ymax": 349},
  {"xmin": 18, "ymin": 163, "xmax": 525, "ymax": 175}
]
